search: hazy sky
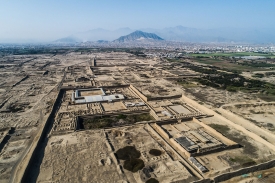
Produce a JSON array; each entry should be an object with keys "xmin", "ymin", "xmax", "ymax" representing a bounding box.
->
[{"xmin": 1, "ymin": 0, "xmax": 275, "ymax": 42}]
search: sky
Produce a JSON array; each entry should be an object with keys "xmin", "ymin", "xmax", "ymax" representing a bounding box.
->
[{"xmin": 0, "ymin": 0, "xmax": 275, "ymax": 42}]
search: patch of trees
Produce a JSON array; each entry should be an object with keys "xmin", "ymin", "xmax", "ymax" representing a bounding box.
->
[
  {"xmin": 196, "ymin": 73, "xmax": 275, "ymax": 95},
  {"xmin": 168, "ymin": 58, "xmax": 275, "ymax": 101},
  {"xmin": 127, "ymin": 50, "xmax": 146, "ymax": 57},
  {"xmin": 0, "ymin": 48, "xmax": 69, "ymax": 55},
  {"xmin": 264, "ymin": 72, "xmax": 275, "ymax": 76},
  {"xmin": 81, "ymin": 113, "xmax": 154, "ymax": 129},
  {"xmin": 239, "ymin": 62, "xmax": 274, "ymax": 68},
  {"xmin": 252, "ymin": 73, "xmax": 264, "ymax": 78},
  {"xmin": 183, "ymin": 65, "xmax": 220, "ymax": 75}
]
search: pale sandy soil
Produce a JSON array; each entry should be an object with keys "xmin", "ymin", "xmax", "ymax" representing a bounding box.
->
[
  {"xmin": 37, "ymin": 125, "xmax": 195, "ymax": 183},
  {"xmin": 222, "ymin": 167, "xmax": 275, "ymax": 183}
]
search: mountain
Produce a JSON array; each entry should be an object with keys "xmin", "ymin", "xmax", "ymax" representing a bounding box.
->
[
  {"xmin": 142, "ymin": 26, "xmax": 231, "ymax": 42},
  {"xmin": 54, "ymin": 36, "xmax": 81, "ymax": 43},
  {"xmin": 54, "ymin": 28, "xmax": 133, "ymax": 43},
  {"xmin": 149, "ymin": 26, "xmax": 275, "ymax": 43},
  {"xmin": 96, "ymin": 40, "xmax": 109, "ymax": 43},
  {"xmin": 113, "ymin": 30, "xmax": 164, "ymax": 43},
  {"xmin": 53, "ymin": 26, "xmax": 275, "ymax": 44},
  {"xmin": 73, "ymin": 28, "xmax": 133, "ymax": 42}
]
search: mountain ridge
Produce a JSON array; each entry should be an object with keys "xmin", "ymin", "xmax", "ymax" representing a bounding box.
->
[
  {"xmin": 53, "ymin": 26, "xmax": 275, "ymax": 44},
  {"xmin": 113, "ymin": 30, "xmax": 164, "ymax": 43}
]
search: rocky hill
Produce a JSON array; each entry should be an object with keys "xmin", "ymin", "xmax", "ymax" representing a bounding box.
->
[{"xmin": 113, "ymin": 30, "xmax": 163, "ymax": 43}]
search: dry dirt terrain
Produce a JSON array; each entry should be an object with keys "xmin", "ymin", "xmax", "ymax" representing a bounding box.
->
[
  {"xmin": 221, "ymin": 166, "xmax": 275, "ymax": 183},
  {"xmin": 1, "ymin": 50, "xmax": 275, "ymax": 183},
  {"xmin": 37, "ymin": 125, "xmax": 196, "ymax": 183}
]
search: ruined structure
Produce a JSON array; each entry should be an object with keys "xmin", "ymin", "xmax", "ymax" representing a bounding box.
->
[{"xmin": 1, "ymin": 50, "xmax": 275, "ymax": 183}]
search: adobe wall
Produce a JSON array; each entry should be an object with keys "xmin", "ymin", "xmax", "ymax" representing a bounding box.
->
[
  {"xmin": 213, "ymin": 159, "xmax": 275, "ymax": 182},
  {"xmin": 129, "ymin": 84, "xmax": 148, "ymax": 101},
  {"xmin": 191, "ymin": 179, "xmax": 212, "ymax": 183},
  {"xmin": 192, "ymin": 118, "xmax": 237, "ymax": 146},
  {"xmin": 150, "ymin": 110, "xmax": 160, "ymax": 120},
  {"xmin": 19, "ymin": 89, "xmax": 65, "ymax": 183},
  {"xmin": 146, "ymin": 123, "xmax": 204, "ymax": 180},
  {"xmin": 218, "ymin": 107, "xmax": 275, "ymax": 145},
  {"xmin": 147, "ymin": 94, "xmax": 183, "ymax": 101},
  {"xmin": 169, "ymin": 138, "xmax": 191, "ymax": 157},
  {"xmin": 149, "ymin": 120, "xmax": 275, "ymax": 182},
  {"xmin": 181, "ymin": 95, "xmax": 275, "ymax": 152},
  {"xmin": 129, "ymin": 85, "xmax": 182, "ymax": 102},
  {"xmin": 152, "ymin": 123, "xmax": 192, "ymax": 157},
  {"xmin": 153, "ymin": 123, "xmax": 170, "ymax": 139},
  {"xmin": 61, "ymin": 84, "xmax": 130, "ymax": 90}
]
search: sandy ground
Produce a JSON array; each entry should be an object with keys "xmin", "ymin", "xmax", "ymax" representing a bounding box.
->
[
  {"xmin": 0, "ymin": 52, "xmax": 94, "ymax": 182},
  {"xmin": 216, "ymin": 105, "xmax": 275, "ymax": 145},
  {"xmin": 37, "ymin": 125, "xmax": 195, "ymax": 183},
  {"xmin": 222, "ymin": 167, "xmax": 275, "ymax": 183},
  {"xmin": 3, "ymin": 51, "xmax": 275, "ymax": 183},
  {"xmin": 223, "ymin": 103, "xmax": 275, "ymax": 134},
  {"xmin": 242, "ymin": 71, "xmax": 275, "ymax": 85},
  {"xmin": 37, "ymin": 131, "xmax": 127, "ymax": 183}
]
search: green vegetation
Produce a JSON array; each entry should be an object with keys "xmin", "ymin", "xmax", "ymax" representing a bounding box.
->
[
  {"xmin": 116, "ymin": 146, "xmax": 144, "ymax": 173},
  {"xmin": 265, "ymin": 72, "xmax": 275, "ymax": 76},
  {"xmin": 146, "ymin": 178, "xmax": 159, "ymax": 183},
  {"xmin": 81, "ymin": 113, "xmax": 154, "ymax": 129},
  {"xmin": 252, "ymin": 73, "xmax": 265, "ymax": 78},
  {"xmin": 240, "ymin": 62, "xmax": 274, "ymax": 68},
  {"xmin": 0, "ymin": 47, "xmax": 149, "ymax": 56},
  {"xmin": 177, "ymin": 80, "xmax": 198, "ymax": 88},
  {"xmin": 116, "ymin": 114, "xmax": 127, "ymax": 119},
  {"xmin": 127, "ymin": 50, "xmax": 146, "ymax": 57},
  {"xmin": 190, "ymin": 58, "xmax": 274, "ymax": 72},
  {"xmin": 169, "ymin": 58, "xmax": 275, "ymax": 101},
  {"xmin": 149, "ymin": 149, "xmax": 162, "ymax": 156},
  {"xmin": 189, "ymin": 52, "xmax": 275, "ymax": 58},
  {"xmin": 126, "ymin": 113, "xmax": 155, "ymax": 122},
  {"xmin": 197, "ymin": 73, "xmax": 275, "ymax": 94},
  {"xmin": 168, "ymin": 60, "xmax": 275, "ymax": 101},
  {"xmin": 229, "ymin": 156, "xmax": 256, "ymax": 167},
  {"xmin": 81, "ymin": 116, "xmax": 113, "ymax": 129},
  {"xmin": 0, "ymin": 47, "xmax": 71, "ymax": 55},
  {"xmin": 257, "ymin": 94, "xmax": 275, "ymax": 102},
  {"xmin": 169, "ymin": 55, "xmax": 275, "ymax": 73},
  {"xmin": 252, "ymin": 71, "xmax": 275, "ymax": 78}
]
